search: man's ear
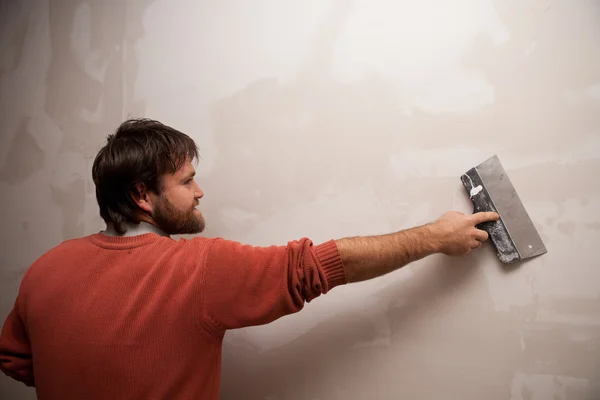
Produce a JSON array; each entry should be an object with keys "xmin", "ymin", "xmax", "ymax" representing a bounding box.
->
[{"xmin": 131, "ymin": 182, "xmax": 154, "ymax": 214}]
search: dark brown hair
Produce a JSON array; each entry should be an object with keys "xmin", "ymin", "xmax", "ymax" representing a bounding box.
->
[{"xmin": 92, "ymin": 118, "xmax": 199, "ymax": 234}]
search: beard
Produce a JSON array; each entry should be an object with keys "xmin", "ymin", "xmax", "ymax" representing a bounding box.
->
[{"xmin": 152, "ymin": 195, "xmax": 205, "ymax": 235}]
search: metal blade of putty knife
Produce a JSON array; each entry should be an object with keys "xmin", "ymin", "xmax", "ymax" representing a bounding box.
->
[{"xmin": 460, "ymin": 155, "xmax": 547, "ymax": 264}]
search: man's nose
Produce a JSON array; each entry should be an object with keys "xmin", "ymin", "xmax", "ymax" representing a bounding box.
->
[{"xmin": 194, "ymin": 183, "xmax": 204, "ymax": 199}]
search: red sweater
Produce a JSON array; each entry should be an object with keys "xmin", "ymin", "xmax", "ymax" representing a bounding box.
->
[{"xmin": 0, "ymin": 233, "xmax": 346, "ymax": 399}]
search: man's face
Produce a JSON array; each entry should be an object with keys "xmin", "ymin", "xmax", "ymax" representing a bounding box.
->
[{"xmin": 151, "ymin": 159, "xmax": 205, "ymax": 235}]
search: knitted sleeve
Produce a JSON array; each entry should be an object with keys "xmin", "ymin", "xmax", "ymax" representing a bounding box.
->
[
  {"xmin": 200, "ymin": 238, "xmax": 347, "ymax": 331},
  {"xmin": 0, "ymin": 297, "xmax": 34, "ymax": 387}
]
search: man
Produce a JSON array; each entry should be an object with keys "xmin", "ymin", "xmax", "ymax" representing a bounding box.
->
[{"xmin": 0, "ymin": 118, "xmax": 498, "ymax": 399}]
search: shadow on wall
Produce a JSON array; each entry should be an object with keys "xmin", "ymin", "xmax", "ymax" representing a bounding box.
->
[
  {"xmin": 0, "ymin": 118, "xmax": 45, "ymax": 185},
  {"xmin": 221, "ymin": 250, "xmax": 494, "ymax": 399}
]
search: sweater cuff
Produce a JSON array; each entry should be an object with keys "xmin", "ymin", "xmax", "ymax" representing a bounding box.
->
[{"xmin": 314, "ymin": 239, "xmax": 347, "ymax": 290}]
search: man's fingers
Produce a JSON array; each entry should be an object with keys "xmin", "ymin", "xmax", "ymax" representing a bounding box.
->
[
  {"xmin": 471, "ymin": 240, "xmax": 481, "ymax": 249},
  {"xmin": 473, "ymin": 229, "xmax": 489, "ymax": 242},
  {"xmin": 471, "ymin": 211, "xmax": 500, "ymax": 225}
]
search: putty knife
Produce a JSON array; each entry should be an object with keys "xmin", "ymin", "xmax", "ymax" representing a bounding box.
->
[{"xmin": 460, "ymin": 155, "xmax": 547, "ymax": 263}]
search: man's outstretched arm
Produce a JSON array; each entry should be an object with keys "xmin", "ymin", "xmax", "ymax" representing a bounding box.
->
[
  {"xmin": 199, "ymin": 210, "xmax": 498, "ymax": 331},
  {"xmin": 337, "ymin": 211, "xmax": 499, "ymax": 282}
]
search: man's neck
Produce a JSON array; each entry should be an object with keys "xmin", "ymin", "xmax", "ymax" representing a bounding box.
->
[{"xmin": 102, "ymin": 221, "xmax": 170, "ymax": 238}]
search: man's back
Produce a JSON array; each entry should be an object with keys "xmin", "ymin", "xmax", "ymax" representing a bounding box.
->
[{"xmin": 4, "ymin": 233, "xmax": 221, "ymax": 399}]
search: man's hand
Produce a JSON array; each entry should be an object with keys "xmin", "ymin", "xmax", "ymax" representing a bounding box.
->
[
  {"xmin": 336, "ymin": 210, "xmax": 500, "ymax": 282},
  {"xmin": 430, "ymin": 211, "xmax": 499, "ymax": 256}
]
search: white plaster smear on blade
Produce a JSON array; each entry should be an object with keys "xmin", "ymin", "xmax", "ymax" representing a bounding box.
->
[{"xmin": 470, "ymin": 185, "xmax": 483, "ymax": 197}]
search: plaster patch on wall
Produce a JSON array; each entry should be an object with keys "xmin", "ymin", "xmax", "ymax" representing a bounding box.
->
[
  {"xmin": 236, "ymin": 183, "xmax": 394, "ymax": 246},
  {"xmin": 1, "ymin": 178, "xmax": 67, "ymax": 275},
  {"xmin": 388, "ymin": 147, "xmax": 497, "ymax": 180},
  {"xmin": 134, "ymin": 0, "xmax": 332, "ymax": 101},
  {"xmin": 51, "ymin": 151, "xmax": 87, "ymax": 188},
  {"xmin": 6, "ymin": 0, "xmax": 52, "ymax": 100},
  {"xmin": 71, "ymin": 3, "xmax": 91, "ymax": 55},
  {"xmin": 50, "ymin": 177, "xmax": 86, "ymax": 241},
  {"xmin": 537, "ymin": 308, "xmax": 600, "ymax": 327},
  {"xmin": 526, "ymin": 197, "xmax": 600, "ymax": 300},
  {"xmin": 510, "ymin": 373, "xmax": 596, "ymax": 400},
  {"xmin": 0, "ymin": 118, "xmax": 45, "ymax": 185},
  {"xmin": 564, "ymin": 83, "xmax": 600, "ymax": 104},
  {"xmin": 479, "ymin": 254, "xmax": 540, "ymax": 313},
  {"xmin": 26, "ymin": 114, "xmax": 64, "ymax": 159},
  {"xmin": 0, "ymin": 0, "xmax": 52, "ymax": 166},
  {"xmin": 351, "ymin": 311, "xmax": 392, "ymax": 348},
  {"xmin": 533, "ymin": 197, "xmax": 600, "ymax": 228},
  {"xmin": 519, "ymin": 332, "xmax": 526, "ymax": 350},
  {"xmin": 535, "ymin": 297, "xmax": 600, "ymax": 327},
  {"xmin": 477, "ymin": 195, "xmax": 600, "ymax": 313},
  {"xmin": 552, "ymin": 134, "xmax": 600, "ymax": 166},
  {"xmin": 80, "ymin": 93, "xmax": 106, "ymax": 123},
  {"xmin": 331, "ymin": 0, "xmax": 507, "ymax": 113},
  {"xmin": 218, "ymin": 207, "xmax": 261, "ymax": 232},
  {"xmin": 387, "ymin": 136, "xmax": 600, "ymax": 181},
  {"xmin": 70, "ymin": 3, "xmax": 109, "ymax": 84},
  {"xmin": 0, "ymin": 1, "xmax": 31, "ymax": 73},
  {"xmin": 411, "ymin": 71, "xmax": 494, "ymax": 114},
  {"xmin": 556, "ymin": 221, "xmax": 576, "ymax": 236},
  {"xmin": 42, "ymin": 0, "xmax": 129, "ymax": 159},
  {"xmin": 586, "ymin": 222, "xmax": 600, "ymax": 232}
]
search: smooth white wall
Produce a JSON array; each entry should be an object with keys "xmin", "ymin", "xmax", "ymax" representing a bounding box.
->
[{"xmin": 1, "ymin": 0, "xmax": 599, "ymax": 398}]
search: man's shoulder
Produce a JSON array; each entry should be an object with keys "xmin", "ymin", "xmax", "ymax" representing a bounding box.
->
[
  {"xmin": 47, "ymin": 234, "xmax": 95, "ymax": 253},
  {"xmin": 28, "ymin": 235, "xmax": 92, "ymax": 266},
  {"xmin": 17, "ymin": 235, "xmax": 95, "ymax": 286}
]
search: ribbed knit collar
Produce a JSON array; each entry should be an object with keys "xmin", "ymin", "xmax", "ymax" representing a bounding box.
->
[
  {"xmin": 103, "ymin": 221, "xmax": 170, "ymax": 238},
  {"xmin": 89, "ymin": 221, "xmax": 171, "ymax": 249}
]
